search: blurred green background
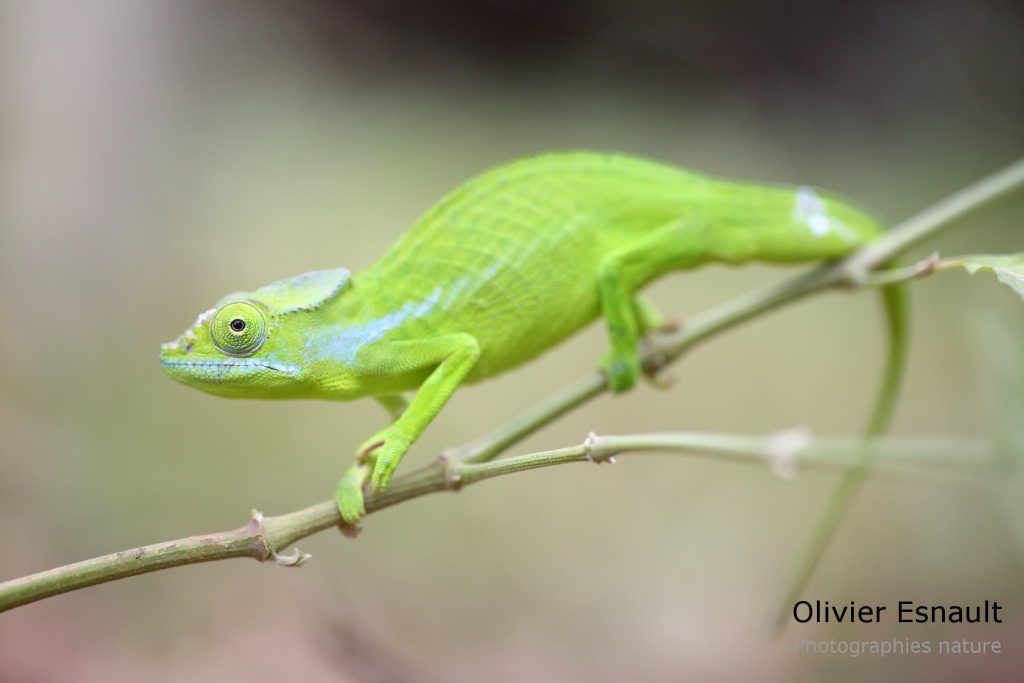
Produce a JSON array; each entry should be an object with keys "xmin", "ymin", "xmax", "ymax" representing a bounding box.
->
[{"xmin": 2, "ymin": 1, "xmax": 1023, "ymax": 680}]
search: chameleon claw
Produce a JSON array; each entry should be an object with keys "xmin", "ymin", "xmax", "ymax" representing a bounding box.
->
[
  {"xmin": 339, "ymin": 521, "xmax": 362, "ymax": 539},
  {"xmin": 638, "ymin": 342, "xmax": 673, "ymax": 390},
  {"xmin": 645, "ymin": 367, "xmax": 675, "ymax": 390},
  {"xmin": 659, "ymin": 317, "xmax": 683, "ymax": 334},
  {"xmin": 358, "ymin": 439, "xmax": 385, "ymax": 461},
  {"xmin": 635, "ymin": 319, "xmax": 682, "ymax": 390},
  {"xmin": 273, "ymin": 546, "xmax": 312, "ymax": 567}
]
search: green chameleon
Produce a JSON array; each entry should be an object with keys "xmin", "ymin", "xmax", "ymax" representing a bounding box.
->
[{"xmin": 161, "ymin": 151, "xmax": 906, "ymax": 568}]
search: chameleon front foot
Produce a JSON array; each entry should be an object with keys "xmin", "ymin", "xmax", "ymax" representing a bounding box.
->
[
  {"xmin": 357, "ymin": 427, "xmax": 413, "ymax": 492},
  {"xmin": 335, "ymin": 462, "xmax": 370, "ymax": 525},
  {"xmin": 335, "ymin": 402, "xmax": 430, "ymax": 528}
]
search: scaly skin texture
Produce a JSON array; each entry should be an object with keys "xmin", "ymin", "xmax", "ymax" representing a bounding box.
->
[{"xmin": 161, "ymin": 151, "xmax": 892, "ymax": 524}]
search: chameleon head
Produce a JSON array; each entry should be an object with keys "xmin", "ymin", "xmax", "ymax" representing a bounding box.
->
[{"xmin": 160, "ymin": 268, "xmax": 352, "ymax": 399}]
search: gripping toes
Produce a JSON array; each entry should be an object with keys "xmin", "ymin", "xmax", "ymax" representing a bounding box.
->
[
  {"xmin": 335, "ymin": 462, "xmax": 369, "ymax": 524},
  {"xmin": 356, "ymin": 427, "xmax": 411, "ymax": 492},
  {"xmin": 600, "ymin": 351, "xmax": 639, "ymax": 393},
  {"xmin": 370, "ymin": 437, "xmax": 411, "ymax": 491}
]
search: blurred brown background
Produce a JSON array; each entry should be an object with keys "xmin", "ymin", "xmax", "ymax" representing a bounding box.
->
[{"xmin": 1, "ymin": 1, "xmax": 1023, "ymax": 680}]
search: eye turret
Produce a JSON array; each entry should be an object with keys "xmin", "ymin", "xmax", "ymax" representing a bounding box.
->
[{"xmin": 210, "ymin": 301, "xmax": 267, "ymax": 356}]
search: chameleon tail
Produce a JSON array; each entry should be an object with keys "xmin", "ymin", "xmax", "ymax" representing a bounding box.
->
[{"xmin": 775, "ymin": 267, "xmax": 909, "ymax": 632}]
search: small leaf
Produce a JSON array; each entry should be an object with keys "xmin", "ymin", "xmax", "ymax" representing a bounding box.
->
[{"xmin": 949, "ymin": 254, "xmax": 1024, "ymax": 301}]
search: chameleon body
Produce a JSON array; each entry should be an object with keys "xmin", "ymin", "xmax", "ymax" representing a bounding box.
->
[{"xmin": 161, "ymin": 151, "xmax": 905, "ymax": 526}]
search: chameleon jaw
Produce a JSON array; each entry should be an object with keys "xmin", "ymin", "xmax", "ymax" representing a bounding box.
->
[
  {"xmin": 159, "ymin": 357, "xmax": 299, "ymax": 376},
  {"xmin": 159, "ymin": 355, "xmax": 302, "ymax": 399}
]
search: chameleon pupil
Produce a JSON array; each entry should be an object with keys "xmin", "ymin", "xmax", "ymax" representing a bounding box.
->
[{"xmin": 230, "ymin": 319, "xmax": 246, "ymax": 332}]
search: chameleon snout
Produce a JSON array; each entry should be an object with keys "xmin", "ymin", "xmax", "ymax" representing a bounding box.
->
[
  {"xmin": 160, "ymin": 329, "xmax": 198, "ymax": 357},
  {"xmin": 160, "ymin": 339, "xmax": 186, "ymax": 354}
]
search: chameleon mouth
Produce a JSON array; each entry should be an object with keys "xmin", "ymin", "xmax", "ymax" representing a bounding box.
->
[{"xmin": 159, "ymin": 357, "xmax": 299, "ymax": 375}]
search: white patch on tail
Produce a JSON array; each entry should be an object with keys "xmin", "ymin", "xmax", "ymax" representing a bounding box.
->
[{"xmin": 792, "ymin": 186, "xmax": 858, "ymax": 243}]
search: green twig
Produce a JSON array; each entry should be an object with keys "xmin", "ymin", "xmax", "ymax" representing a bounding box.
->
[{"xmin": 0, "ymin": 431, "xmax": 996, "ymax": 612}]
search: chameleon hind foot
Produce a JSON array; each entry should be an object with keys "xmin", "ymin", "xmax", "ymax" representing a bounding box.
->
[
  {"xmin": 601, "ymin": 314, "xmax": 684, "ymax": 392},
  {"xmin": 656, "ymin": 316, "xmax": 683, "ymax": 334},
  {"xmin": 599, "ymin": 350, "xmax": 640, "ymax": 393},
  {"xmin": 638, "ymin": 319, "xmax": 683, "ymax": 390}
]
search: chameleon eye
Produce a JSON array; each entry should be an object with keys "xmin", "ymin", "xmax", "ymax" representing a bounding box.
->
[{"xmin": 210, "ymin": 302, "xmax": 267, "ymax": 356}]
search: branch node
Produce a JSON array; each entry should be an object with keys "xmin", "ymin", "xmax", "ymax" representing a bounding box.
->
[
  {"xmin": 841, "ymin": 264, "xmax": 872, "ymax": 288},
  {"xmin": 247, "ymin": 507, "xmax": 311, "ymax": 565},
  {"xmin": 764, "ymin": 427, "xmax": 811, "ymax": 480},
  {"xmin": 841, "ymin": 251, "xmax": 941, "ymax": 289},
  {"xmin": 584, "ymin": 431, "xmax": 616, "ymax": 464},
  {"xmin": 249, "ymin": 509, "xmax": 311, "ymax": 566},
  {"xmin": 915, "ymin": 251, "xmax": 942, "ymax": 277},
  {"xmin": 437, "ymin": 451, "xmax": 464, "ymax": 490},
  {"xmin": 248, "ymin": 509, "xmax": 273, "ymax": 561}
]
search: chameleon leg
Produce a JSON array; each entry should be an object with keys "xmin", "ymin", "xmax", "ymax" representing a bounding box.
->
[
  {"xmin": 374, "ymin": 394, "xmax": 409, "ymax": 420},
  {"xmin": 633, "ymin": 293, "xmax": 667, "ymax": 335},
  {"xmin": 598, "ymin": 220, "xmax": 704, "ymax": 392},
  {"xmin": 335, "ymin": 333, "xmax": 481, "ymax": 524}
]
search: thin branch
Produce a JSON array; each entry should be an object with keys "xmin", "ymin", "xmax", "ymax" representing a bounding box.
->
[
  {"xmin": 0, "ymin": 431, "xmax": 997, "ymax": 612},
  {"xmin": 2, "ymin": 156, "xmax": 1022, "ymax": 614},
  {"xmin": 854, "ymin": 252, "xmax": 941, "ymax": 287}
]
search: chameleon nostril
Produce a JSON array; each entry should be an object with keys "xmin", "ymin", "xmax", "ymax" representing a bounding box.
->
[{"xmin": 185, "ymin": 344, "xmax": 194, "ymax": 353}]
